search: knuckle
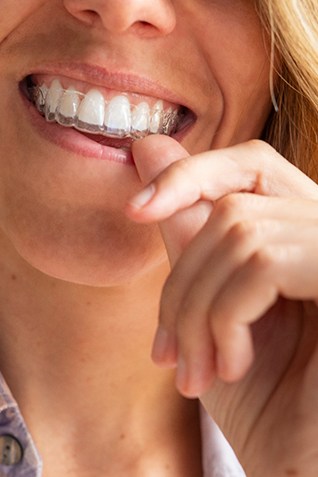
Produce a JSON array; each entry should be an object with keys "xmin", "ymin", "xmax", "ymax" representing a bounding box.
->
[
  {"xmin": 245, "ymin": 139, "xmax": 275, "ymax": 156},
  {"xmin": 250, "ymin": 246, "xmax": 276, "ymax": 272},
  {"xmin": 227, "ymin": 220, "xmax": 259, "ymax": 247},
  {"xmin": 245, "ymin": 138, "xmax": 264, "ymax": 150},
  {"xmin": 168, "ymin": 157, "xmax": 193, "ymax": 182},
  {"xmin": 214, "ymin": 193, "xmax": 245, "ymax": 221},
  {"xmin": 210, "ymin": 307, "xmax": 243, "ymax": 343},
  {"xmin": 163, "ymin": 158, "xmax": 202, "ymax": 200},
  {"xmin": 245, "ymin": 139, "xmax": 278, "ymax": 167}
]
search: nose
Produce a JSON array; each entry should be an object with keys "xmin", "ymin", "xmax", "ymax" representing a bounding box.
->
[{"xmin": 63, "ymin": 0, "xmax": 176, "ymax": 36}]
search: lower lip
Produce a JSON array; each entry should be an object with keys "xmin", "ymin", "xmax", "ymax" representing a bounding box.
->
[{"xmin": 21, "ymin": 92, "xmax": 134, "ymax": 165}]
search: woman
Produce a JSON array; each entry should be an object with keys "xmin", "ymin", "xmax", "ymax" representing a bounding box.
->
[{"xmin": 0, "ymin": 1, "xmax": 317, "ymax": 476}]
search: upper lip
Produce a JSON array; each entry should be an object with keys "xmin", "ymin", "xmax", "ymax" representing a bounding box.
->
[{"xmin": 20, "ymin": 61, "xmax": 192, "ymax": 112}]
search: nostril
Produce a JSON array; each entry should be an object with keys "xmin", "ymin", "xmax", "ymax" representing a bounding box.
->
[
  {"xmin": 131, "ymin": 21, "xmax": 162, "ymax": 38},
  {"xmin": 83, "ymin": 9, "xmax": 98, "ymax": 17},
  {"xmin": 64, "ymin": 1, "xmax": 176, "ymax": 36},
  {"xmin": 72, "ymin": 9, "xmax": 100, "ymax": 26}
]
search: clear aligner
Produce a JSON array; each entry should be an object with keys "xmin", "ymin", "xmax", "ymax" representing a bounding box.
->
[{"xmin": 31, "ymin": 85, "xmax": 180, "ymax": 140}]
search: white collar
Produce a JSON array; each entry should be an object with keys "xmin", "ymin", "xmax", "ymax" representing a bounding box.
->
[{"xmin": 200, "ymin": 406, "xmax": 246, "ymax": 477}]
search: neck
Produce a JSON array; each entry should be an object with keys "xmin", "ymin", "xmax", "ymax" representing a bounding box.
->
[
  {"xmin": 0, "ymin": 234, "xmax": 202, "ymax": 477},
  {"xmin": 0, "ymin": 231, "xmax": 171, "ymax": 407}
]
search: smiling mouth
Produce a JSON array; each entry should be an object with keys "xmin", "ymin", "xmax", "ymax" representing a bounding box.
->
[{"xmin": 21, "ymin": 75, "xmax": 194, "ymax": 146}]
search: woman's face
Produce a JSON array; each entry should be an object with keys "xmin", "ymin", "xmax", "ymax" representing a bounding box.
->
[{"xmin": 0, "ymin": 0, "xmax": 272, "ymax": 285}]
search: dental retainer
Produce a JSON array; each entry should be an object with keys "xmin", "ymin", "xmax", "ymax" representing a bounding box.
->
[{"xmin": 30, "ymin": 84, "xmax": 181, "ymax": 140}]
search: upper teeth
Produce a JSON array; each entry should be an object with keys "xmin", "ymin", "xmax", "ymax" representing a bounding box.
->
[{"xmin": 32, "ymin": 79, "xmax": 180, "ymax": 139}]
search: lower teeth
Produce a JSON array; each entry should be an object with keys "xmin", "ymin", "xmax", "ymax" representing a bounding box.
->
[{"xmin": 30, "ymin": 84, "xmax": 181, "ymax": 140}]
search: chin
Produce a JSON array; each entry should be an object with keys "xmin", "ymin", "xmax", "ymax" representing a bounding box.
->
[
  {"xmin": 5, "ymin": 220, "xmax": 168, "ymax": 287},
  {"xmin": 27, "ymin": 254, "xmax": 168, "ymax": 287}
]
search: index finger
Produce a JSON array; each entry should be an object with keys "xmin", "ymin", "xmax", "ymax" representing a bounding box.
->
[{"xmin": 127, "ymin": 139, "xmax": 318, "ymax": 223}]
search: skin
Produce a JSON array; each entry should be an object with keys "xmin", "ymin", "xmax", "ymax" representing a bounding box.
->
[
  {"xmin": 1, "ymin": 0, "xmax": 317, "ymax": 476},
  {"xmin": 0, "ymin": 0, "xmax": 271, "ymax": 285},
  {"xmin": 127, "ymin": 137, "xmax": 318, "ymax": 477}
]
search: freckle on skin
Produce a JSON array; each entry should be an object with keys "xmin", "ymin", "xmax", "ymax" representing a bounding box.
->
[
  {"xmin": 11, "ymin": 274, "xmax": 17, "ymax": 281},
  {"xmin": 120, "ymin": 433, "xmax": 125, "ymax": 440}
]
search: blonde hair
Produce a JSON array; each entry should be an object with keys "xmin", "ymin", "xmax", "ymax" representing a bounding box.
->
[{"xmin": 257, "ymin": 0, "xmax": 318, "ymax": 179}]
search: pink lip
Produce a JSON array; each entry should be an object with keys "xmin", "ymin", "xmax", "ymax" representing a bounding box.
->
[
  {"xmin": 21, "ymin": 92, "xmax": 134, "ymax": 165},
  {"xmin": 21, "ymin": 61, "xmax": 190, "ymax": 108},
  {"xmin": 19, "ymin": 62, "xmax": 195, "ymax": 163}
]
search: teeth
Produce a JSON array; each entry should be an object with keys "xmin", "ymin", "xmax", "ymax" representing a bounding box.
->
[
  {"xmin": 31, "ymin": 80, "xmax": 181, "ymax": 140},
  {"xmin": 77, "ymin": 89, "xmax": 105, "ymax": 131},
  {"xmin": 57, "ymin": 87, "xmax": 80, "ymax": 126},
  {"xmin": 45, "ymin": 79, "xmax": 63, "ymax": 122},
  {"xmin": 162, "ymin": 108, "xmax": 178, "ymax": 135},
  {"xmin": 131, "ymin": 102, "xmax": 150, "ymax": 137},
  {"xmin": 150, "ymin": 101, "xmax": 163, "ymax": 134},
  {"xmin": 35, "ymin": 84, "xmax": 48, "ymax": 111},
  {"xmin": 104, "ymin": 96, "xmax": 131, "ymax": 137}
]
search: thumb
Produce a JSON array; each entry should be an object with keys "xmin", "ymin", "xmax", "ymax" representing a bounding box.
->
[
  {"xmin": 130, "ymin": 135, "xmax": 212, "ymax": 265},
  {"xmin": 132, "ymin": 134, "xmax": 189, "ymax": 184}
]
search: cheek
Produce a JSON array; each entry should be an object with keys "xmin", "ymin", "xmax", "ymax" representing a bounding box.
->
[
  {"xmin": 0, "ymin": 1, "xmax": 44, "ymax": 42},
  {"xmin": 211, "ymin": 26, "xmax": 272, "ymax": 144},
  {"xmin": 205, "ymin": 16, "xmax": 271, "ymax": 99},
  {"xmin": 183, "ymin": 4, "xmax": 272, "ymax": 145}
]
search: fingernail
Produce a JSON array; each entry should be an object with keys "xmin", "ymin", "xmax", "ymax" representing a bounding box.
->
[
  {"xmin": 152, "ymin": 326, "xmax": 176, "ymax": 366},
  {"xmin": 129, "ymin": 183, "xmax": 156, "ymax": 209}
]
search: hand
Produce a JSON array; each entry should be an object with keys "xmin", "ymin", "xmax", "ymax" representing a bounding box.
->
[
  {"xmin": 126, "ymin": 135, "xmax": 318, "ymax": 476},
  {"xmin": 127, "ymin": 135, "xmax": 318, "ymax": 389}
]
